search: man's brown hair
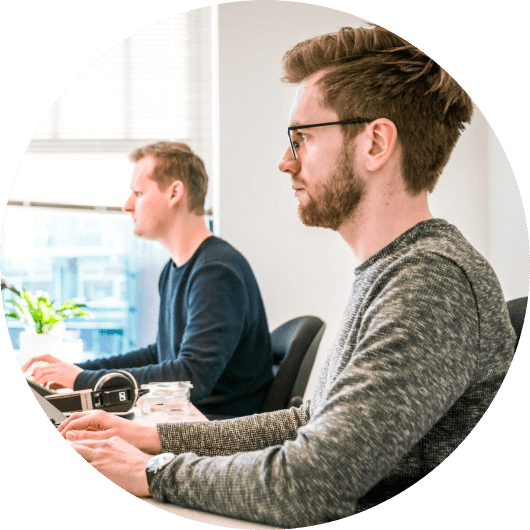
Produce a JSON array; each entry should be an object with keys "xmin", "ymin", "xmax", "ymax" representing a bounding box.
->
[
  {"xmin": 129, "ymin": 141, "xmax": 208, "ymax": 214},
  {"xmin": 281, "ymin": 26, "xmax": 473, "ymax": 194}
]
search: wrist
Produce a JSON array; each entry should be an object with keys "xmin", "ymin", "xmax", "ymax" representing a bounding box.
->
[{"xmin": 137, "ymin": 424, "xmax": 163, "ymax": 454}]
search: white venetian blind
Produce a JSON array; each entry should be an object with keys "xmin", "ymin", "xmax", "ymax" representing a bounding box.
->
[{"xmin": 9, "ymin": 8, "xmax": 214, "ymax": 210}]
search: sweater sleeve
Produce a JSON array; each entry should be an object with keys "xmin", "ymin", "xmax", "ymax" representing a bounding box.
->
[
  {"xmin": 73, "ymin": 344, "xmax": 159, "ymax": 390},
  {"xmin": 149, "ymin": 256, "xmax": 480, "ymax": 528},
  {"xmin": 156, "ymin": 402, "xmax": 311, "ymax": 456}
]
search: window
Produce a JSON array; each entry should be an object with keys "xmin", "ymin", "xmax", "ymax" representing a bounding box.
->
[
  {"xmin": 1, "ymin": 7, "xmax": 215, "ymax": 362},
  {"xmin": 12, "ymin": 8, "xmax": 214, "ymax": 208}
]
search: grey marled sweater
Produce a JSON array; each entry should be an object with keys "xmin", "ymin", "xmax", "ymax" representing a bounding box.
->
[{"xmin": 150, "ymin": 219, "xmax": 516, "ymax": 527}]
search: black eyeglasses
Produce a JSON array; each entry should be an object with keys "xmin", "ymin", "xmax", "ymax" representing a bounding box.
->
[{"xmin": 287, "ymin": 118, "xmax": 373, "ymax": 159}]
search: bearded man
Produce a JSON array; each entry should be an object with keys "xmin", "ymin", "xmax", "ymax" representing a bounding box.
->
[{"xmin": 57, "ymin": 26, "xmax": 516, "ymax": 527}]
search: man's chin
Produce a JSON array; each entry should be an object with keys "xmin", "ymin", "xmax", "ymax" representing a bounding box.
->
[
  {"xmin": 298, "ymin": 205, "xmax": 341, "ymax": 231},
  {"xmin": 133, "ymin": 228, "xmax": 148, "ymax": 239},
  {"xmin": 133, "ymin": 229, "xmax": 157, "ymax": 241}
]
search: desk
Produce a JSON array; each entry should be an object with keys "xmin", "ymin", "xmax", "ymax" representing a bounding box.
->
[
  {"xmin": 142, "ymin": 497, "xmax": 278, "ymax": 529},
  {"xmin": 132, "ymin": 407, "xmax": 279, "ymax": 529}
]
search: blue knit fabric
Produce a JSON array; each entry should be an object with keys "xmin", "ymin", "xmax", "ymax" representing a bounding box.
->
[{"xmin": 75, "ymin": 237, "xmax": 274, "ymax": 417}]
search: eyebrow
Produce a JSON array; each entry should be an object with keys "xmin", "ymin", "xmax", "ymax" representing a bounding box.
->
[{"xmin": 290, "ymin": 128, "xmax": 305, "ymax": 136}]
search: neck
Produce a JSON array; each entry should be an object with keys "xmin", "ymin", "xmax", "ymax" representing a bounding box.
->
[
  {"xmin": 158, "ymin": 211, "xmax": 213, "ymax": 267},
  {"xmin": 338, "ymin": 187, "xmax": 433, "ymax": 262}
]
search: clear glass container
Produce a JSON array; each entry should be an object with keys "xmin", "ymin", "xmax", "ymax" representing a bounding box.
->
[{"xmin": 137, "ymin": 381, "xmax": 193, "ymax": 416}]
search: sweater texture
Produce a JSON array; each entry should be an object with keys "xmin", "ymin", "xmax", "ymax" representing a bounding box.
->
[
  {"xmin": 150, "ymin": 220, "xmax": 516, "ymax": 527},
  {"xmin": 75, "ymin": 236, "xmax": 274, "ymax": 417}
]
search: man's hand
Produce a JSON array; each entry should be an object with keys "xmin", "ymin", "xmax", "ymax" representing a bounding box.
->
[
  {"xmin": 22, "ymin": 354, "xmax": 83, "ymax": 389},
  {"xmin": 59, "ymin": 410, "xmax": 162, "ymax": 454},
  {"xmin": 71, "ymin": 436, "xmax": 152, "ymax": 497}
]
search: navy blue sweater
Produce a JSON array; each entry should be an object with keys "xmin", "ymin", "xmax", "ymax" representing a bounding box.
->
[{"xmin": 74, "ymin": 236, "xmax": 274, "ymax": 417}]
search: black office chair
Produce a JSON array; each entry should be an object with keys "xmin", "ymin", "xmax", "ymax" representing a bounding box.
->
[
  {"xmin": 507, "ymin": 296, "xmax": 527, "ymax": 350},
  {"xmin": 262, "ymin": 315, "xmax": 326, "ymax": 413}
]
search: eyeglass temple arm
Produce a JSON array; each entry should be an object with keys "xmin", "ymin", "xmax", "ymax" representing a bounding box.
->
[{"xmin": 287, "ymin": 118, "xmax": 372, "ymax": 132}]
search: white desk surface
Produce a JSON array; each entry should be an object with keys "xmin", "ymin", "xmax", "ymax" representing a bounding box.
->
[
  {"xmin": 142, "ymin": 497, "xmax": 279, "ymax": 529},
  {"xmin": 133, "ymin": 407, "xmax": 280, "ymax": 529}
]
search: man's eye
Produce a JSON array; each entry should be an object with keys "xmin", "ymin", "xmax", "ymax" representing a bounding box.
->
[
  {"xmin": 135, "ymin": 191, "xmax": 142, "ymax": 197},
  {"xmin": 293, "ymin": 133, "xmax": 305, "ymax": 150}
]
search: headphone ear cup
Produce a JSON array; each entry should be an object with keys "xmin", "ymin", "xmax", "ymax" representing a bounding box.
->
[{"xmin": 93, "ymin": 371, "xmax": 139, "ymax": 413}]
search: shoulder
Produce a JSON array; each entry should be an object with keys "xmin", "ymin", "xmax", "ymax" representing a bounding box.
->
[
  {"xmin": 358, "ymin": 223, "xmax": 507, "ymax": 329},
  {"xmin": 193, "ymin": 236, "xmax": 252, "ymax": 272},
  {"xmin": 368, "ymin": 250, "xmax": 475, "ymax": 316},
  {"xmin": 370, "ymin": 221, "xmax": 498, "ymax": 291},
  {"xmin": 358, "ymin": 228, "xmax": 483, "ymax": 318}
]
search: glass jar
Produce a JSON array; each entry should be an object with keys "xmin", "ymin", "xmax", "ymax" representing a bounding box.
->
[{"xmin": 137, "ymin": 381, "xmax": 193, "ymax": 416}]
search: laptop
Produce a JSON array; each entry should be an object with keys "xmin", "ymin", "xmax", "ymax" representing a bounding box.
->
[
  {"xmin": 26, "ymin": 377, "xmax": 138, "ymax": 421},
  {"xmin": 30, "ymin": 386, "xmax": 69, "ymax": 428},
  {"xmin": 27, "ymin": 377, "xmax": 57, "ymax": 397}
]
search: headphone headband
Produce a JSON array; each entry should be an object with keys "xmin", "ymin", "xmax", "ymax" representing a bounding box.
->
[{"xmin": 43, "ymin": 370, "xmax": 141, "ymax": 414}]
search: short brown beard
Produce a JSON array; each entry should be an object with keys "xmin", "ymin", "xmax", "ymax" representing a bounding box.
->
[{"xmin": 299, "ymin": 145, "xmax": 365, "ymax": 231}]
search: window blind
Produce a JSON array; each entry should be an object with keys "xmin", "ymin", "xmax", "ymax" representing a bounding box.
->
[{"xmin": 9, "ymin": 7, "xmax": 214, "ymax": 210}]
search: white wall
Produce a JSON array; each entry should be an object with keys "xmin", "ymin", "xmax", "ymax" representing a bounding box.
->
[
  {"xmin": 487, "ymin": 126, "xmax": 529, "ymax": 300},
  {"xmin": 217, "ymin": 1, "xmax": 529, "ymax": 397}
]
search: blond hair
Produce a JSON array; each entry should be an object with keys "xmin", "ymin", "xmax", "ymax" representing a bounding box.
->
[{"xmin": 129, "ymin": 142, "xmax": 208, "ymax": 214}]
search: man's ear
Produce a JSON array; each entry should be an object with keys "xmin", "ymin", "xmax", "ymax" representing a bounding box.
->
[
  {"xmin": 167, "ymin": 180, "xmax": 185, "ymax": 207},
  {"xmin": 361, "ymin": 118, "xmax": 398, "ymax": 172}
]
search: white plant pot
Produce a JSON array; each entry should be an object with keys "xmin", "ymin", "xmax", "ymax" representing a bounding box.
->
[
  {"xmin": 51, "ymin": 340, "xmax": 84, "ymax": 364},
  {"xmin": 19, "ymin": 331, "xmax": 62, "ymax": 366}
]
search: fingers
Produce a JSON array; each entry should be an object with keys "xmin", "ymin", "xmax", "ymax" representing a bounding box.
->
[
  {"xmin": 22, "ymin": 354, "xmax": 60, "ymax": 372},
  {"xmin": 59, "ymin": 410, "xmax": 107, "ymax": 434},
  {"xmin": 70, "ymin": 440, "xmax": 97, "ymax": 462},
  {"xmin": 69, "ymin": 437, "xmax": 152, "ymax": 497},
  {"xmin": 58, "ymin": 411, "xmax": 90, "ymax": 430},
  {"xmin": 61, "ymin": 413, "xmax": 156, "ymax": 453},
  {"xmin": 31, "ymin": 365, "xmax": 61, "ymax": 386},
  {"xmin": 70, "ymin": 438, "xmax": 116, "ymax": 462},
  {"xmin": 66, "ymin": 429, "xmax": 113, "ymax": 442},
  {"xmin": 31, "ymin": 361, "xmax": 81, "ymax": 388},
  {"xmin": 23, "ymin": 360, "xmax": 50, "ymax": 377}
]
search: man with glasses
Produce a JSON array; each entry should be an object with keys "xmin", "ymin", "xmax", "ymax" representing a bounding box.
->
[{"xmin": 57, "ymin": 26, "xmax": 516, "ymax": 527}]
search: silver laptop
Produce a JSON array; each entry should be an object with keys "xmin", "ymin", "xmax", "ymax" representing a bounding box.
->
[{"xmin": 30, "ymin": 387, "xmax": 68, "ymax": 427}]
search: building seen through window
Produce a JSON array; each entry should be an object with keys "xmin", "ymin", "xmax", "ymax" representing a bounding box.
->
[{"xmin": 1, "ymin": 207, "xmax": 170, "ymax": 360}]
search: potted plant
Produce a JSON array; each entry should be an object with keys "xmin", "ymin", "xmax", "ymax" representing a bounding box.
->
[{"xmin": 2, "ymin": 283, "xmax": 91, "ymax": 363}]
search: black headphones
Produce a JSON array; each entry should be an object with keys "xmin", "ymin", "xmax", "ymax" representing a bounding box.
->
[{"xmin": 28, "ymin": 371, "xmax": 146, "ymax": 414}]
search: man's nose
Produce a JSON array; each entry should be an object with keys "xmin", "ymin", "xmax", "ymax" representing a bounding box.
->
[
  {"xmin": 278, "ymin": 146, "xmax": 300, "ymax": 175},
  {"xmin": 123, "ymin": 195, "xmax": 134, "ymax": 212}
]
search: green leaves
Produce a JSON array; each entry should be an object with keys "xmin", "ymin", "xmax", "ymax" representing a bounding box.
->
[{"xmin": 3, "ymin": 287, "xmax": 92, "ymax": 334}]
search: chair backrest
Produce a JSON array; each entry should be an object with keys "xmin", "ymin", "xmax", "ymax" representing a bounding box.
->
[
  {"xmin": 507, "ymin": 297, "xmax": 527, "ymax": 350},
  {"xmin": 262, "ymin": 315, "xmax": 325, "ymax": 413}
]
